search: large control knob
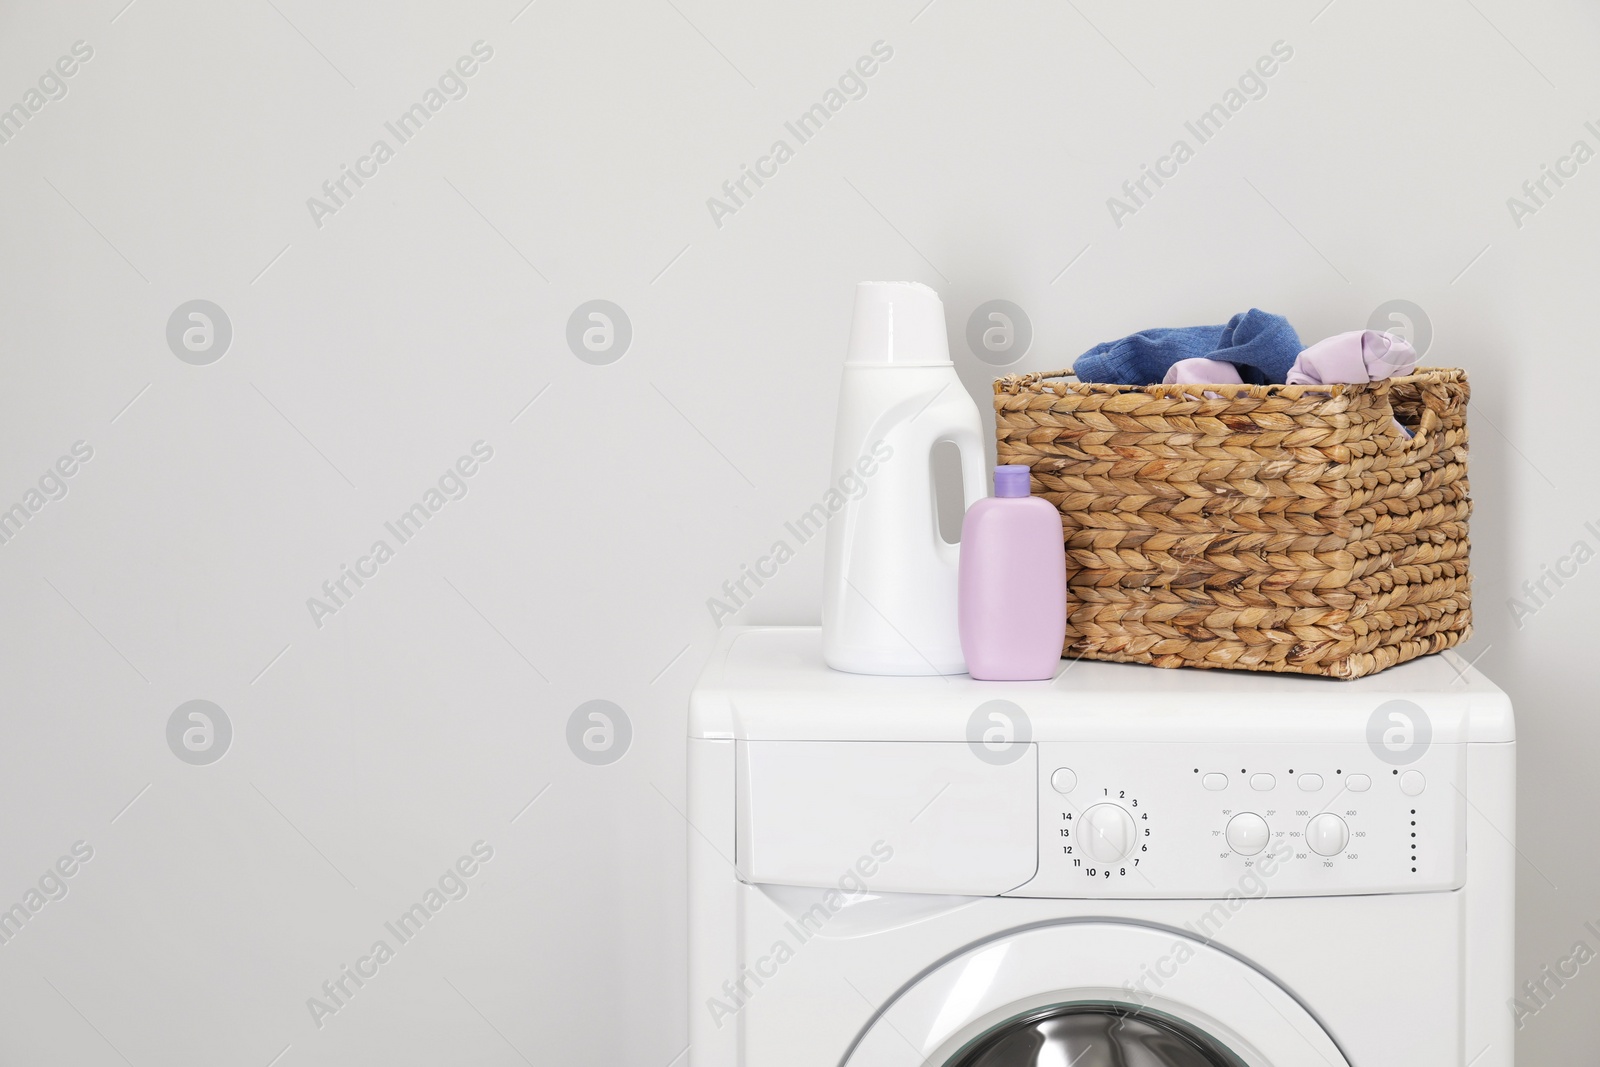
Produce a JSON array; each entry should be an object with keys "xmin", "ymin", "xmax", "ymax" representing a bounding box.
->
[
  {"xmin": 1078, "ymin": 804, "xmax": 1138, "ymax": 863},
  {"xmin": 1225, "ymin": 813, "xmax": 1270, "ymax": 856},
  {"xmin": 1305, "ymin": 813, "xmax": 1350, "ymax": 857}
]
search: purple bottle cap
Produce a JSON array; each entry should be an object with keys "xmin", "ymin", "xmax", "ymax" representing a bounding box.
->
[{"xmin": 993, "ymin": 465, "xmax": 1031, "ymax": 498}]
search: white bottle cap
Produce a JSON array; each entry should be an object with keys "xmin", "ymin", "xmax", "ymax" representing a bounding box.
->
[{"xmin": 846, "ymin": 281, "xmax": 951, "ymax": 365}]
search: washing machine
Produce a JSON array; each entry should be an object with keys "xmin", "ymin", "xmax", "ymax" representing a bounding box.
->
[{"xmin": 687, "ymin": 626, "xmax": 1515, "ymax": 1067}]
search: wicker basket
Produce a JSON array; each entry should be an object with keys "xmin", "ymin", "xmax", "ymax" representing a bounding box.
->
[{"xmin": 993, "ymin": 368, "xmax": 1471, "ymax": 679}]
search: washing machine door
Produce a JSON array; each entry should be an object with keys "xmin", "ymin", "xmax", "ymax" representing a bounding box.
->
[
  {"xmin": 941, "ymin": 1002, "xmax": 1247, "ymax": 1067},
  {"xmin": 840, "ymin": 922, "xmax": 1350, "ymax": 1067}
]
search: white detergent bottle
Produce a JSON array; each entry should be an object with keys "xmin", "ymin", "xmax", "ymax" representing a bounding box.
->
[{"xmin": 822, "ymin": 281, "xmax": 988, "ymax": 675}]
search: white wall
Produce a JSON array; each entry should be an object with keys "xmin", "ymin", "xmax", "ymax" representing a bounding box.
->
[{"xmin": 0, "ymin": 0, "xmax": 1595, "ymax": 1062}]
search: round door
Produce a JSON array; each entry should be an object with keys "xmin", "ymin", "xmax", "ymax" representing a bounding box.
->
[
  {"xmin": 840, "ymin": 921, "xmax": 1349, "ymax": 1067},
  {"xmin": 945, "ymin": 1002, "xmax": 1247, "ymax": 1067}
]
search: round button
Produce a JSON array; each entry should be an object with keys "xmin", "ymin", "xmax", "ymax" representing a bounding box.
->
[
  {"xmin": 1399, "ymin": 770, "xmax": 1426, "ymax": 796},
  {"xmin": 1306, "ymin": 813, "xmax": 1350, "ymax": 857},
  {"xmin": 1225, "ymin": 812, "xmax": 1270, "ymax": 856},
  {"xmin": 1050, "ymin": 768, "xmax": 1078, "ymax": 794},
  {"xmin": 1078, "ymin": 804, "xmax": 1138, "ymax": 864}
]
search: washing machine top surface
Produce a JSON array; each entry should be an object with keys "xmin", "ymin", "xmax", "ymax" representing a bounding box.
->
[{"xmin": 690, "ymin": 626, "xmax": 1510, "ymax": 744}]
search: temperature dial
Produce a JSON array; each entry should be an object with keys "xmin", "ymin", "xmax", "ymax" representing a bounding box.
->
[
  {"xmin": 1306, "ymin": 813, "xmax": 1350, "ymax": 857},
  {"xmin": 1225, "ymin": 813, "xmax": 1270, "ymax": 856},
  {"xmin": 1078, "ymin": 804, "xmax": 1138, "ymax": 863}
]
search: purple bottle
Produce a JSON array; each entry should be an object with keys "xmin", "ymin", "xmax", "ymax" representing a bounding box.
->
[{"xmin": 958, "ymin": 465, "xmax": 1068, "ymax": 680}]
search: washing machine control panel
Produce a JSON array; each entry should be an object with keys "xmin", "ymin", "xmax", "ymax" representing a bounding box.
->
[{"xmin": 1008, "ymin": 741, "xmax": 1465, "ymax": 898}]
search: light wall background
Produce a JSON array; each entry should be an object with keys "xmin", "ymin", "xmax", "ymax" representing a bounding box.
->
[{"xmin": 1, "ymin": 0, "xmax": 1596, "ymax": 1063}]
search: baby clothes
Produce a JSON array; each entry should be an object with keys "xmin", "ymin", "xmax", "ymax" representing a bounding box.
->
[
  {"xmin": 1285, "ymin": 329, "xmax": 1417, "ymax": 386},
  {"xmin": 1080, "ymin": 317, "xmax": 1418, "ymax": 445},
  {"xmin": 1163, "ymin": 357, "xmax": 1243, "ymax": 385},
  {"xmin": 1288, "ymin": 328, "xmax": 1419, "ymax": 438},
  {"xmin": 1074, "ymin": 309, "xmax": 1302, "ymax": 386},
  {"xmin": 1163, "ymin": 330, "xmax": 1418, "ymax": 389}
]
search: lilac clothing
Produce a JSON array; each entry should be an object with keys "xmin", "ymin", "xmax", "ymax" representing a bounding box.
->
[
  {"xmin": 1162, "ymin": 357, "xmax": 1244, "ymax": 385},
  {"xmin": 1287, "ymin": 329, "xmax": 1418, "ymax": 438},
  {"xmin": 1286, "ymin": 330, "xmax": 1417, "ymax": 386}
]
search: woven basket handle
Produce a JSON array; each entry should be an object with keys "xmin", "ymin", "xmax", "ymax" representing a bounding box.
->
[{"xmin": 1379, "ymin": 379, "xmax": 1439, "ymax": 448}]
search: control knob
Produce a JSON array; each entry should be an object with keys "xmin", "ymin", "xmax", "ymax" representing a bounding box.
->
[
  {"xmin": 1305, "ymin": 813, "xmax": 1350, "ymax": 857},
  {"xmin": 1078, "ymin": 803, "xmax": 1138, "ymax": 863},
  {"xmin": 1224, "ymin": 813, "xmax": 1270, "ymax": 856}
]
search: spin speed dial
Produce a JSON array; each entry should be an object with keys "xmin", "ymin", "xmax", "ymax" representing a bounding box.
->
[{"xmin": 1306, "ymin": 813, "xmax": 1350, "ymax": 857}]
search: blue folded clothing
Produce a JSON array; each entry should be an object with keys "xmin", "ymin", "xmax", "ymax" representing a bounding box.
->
[{"xmin": 1073, "ymin": 309, "xmax": 1303, "ymax": 386}]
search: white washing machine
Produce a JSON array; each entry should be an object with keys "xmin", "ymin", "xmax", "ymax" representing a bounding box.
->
[{"xmin": 687, "ymin": 627, "xmax": 1515, "ymax": 1067}]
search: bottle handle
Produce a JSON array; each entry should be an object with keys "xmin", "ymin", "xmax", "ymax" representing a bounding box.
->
[
  {"xmin": 932, "ymin": 421, "xmax": 988, "ymax": 567},
  {"xmin": 954, "ymin": 423, "xmax": 989, "ymax": 512}
]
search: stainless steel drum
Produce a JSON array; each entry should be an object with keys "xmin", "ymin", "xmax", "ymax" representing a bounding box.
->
[{"xmin": 947, "ymin": 1003, "xmax": 1250, "ymax": 1067}]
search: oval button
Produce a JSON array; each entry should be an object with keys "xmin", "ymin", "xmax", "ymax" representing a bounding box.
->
[
  {"xmin": 1202, "ymin": 773, "xmax": 1229, "ymax": 791},
  {"xmin": 1306, "ymin": 813, "xmax": 1349, "ymax": 857},
  {"xmin": 1250, "ymin": 773, "xmax": 1276, "ymax": 791},
  {"xmin": 1225, "ymin": 812, "xmax": 1270, "ymax": 856}
]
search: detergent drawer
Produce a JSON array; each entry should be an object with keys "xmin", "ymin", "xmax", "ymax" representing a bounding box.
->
[{"xmin": 735, "ymin": 740, "xmax": 1038, "ymax": 895}]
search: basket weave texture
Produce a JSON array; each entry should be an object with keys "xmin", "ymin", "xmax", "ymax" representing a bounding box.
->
[{"xmin": 993, "ymin": 368, "xmax": 1471, "ymax": 679}]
